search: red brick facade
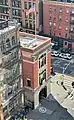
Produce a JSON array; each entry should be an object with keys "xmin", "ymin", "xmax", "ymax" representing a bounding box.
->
[
  {"xmin": 43, "ymin": 1, "xmax": 74, "ymax": 52},
  {"xmin": 47, "ymin": 51, "xmax": 51, "ymax": 77},
  {"xmin": 20, "ymin": 32, "xmax": 51, "ymax": 89}
]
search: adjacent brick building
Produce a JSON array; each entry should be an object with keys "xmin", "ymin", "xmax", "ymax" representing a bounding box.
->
[
  {"xmin": 20, "ymin": 32, "xmax": 51, "ymax": 109},
  {"xmin": 43, "ymin": 1, "xmax": 74, "ymax": 52},
  {"xmin": 57, "ymin": 0, "xmax": 74, "ymax": 3}
]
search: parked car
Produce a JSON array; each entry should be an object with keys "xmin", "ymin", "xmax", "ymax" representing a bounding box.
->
[
  {"xmin": 51, "ymin": 51, "xmax": 59, "ymax": 57},
  {"xmin": 59, "ymin": 53, "xmax": 72, "ymax": 60},
  {"xmin": 66, "ymin": 53, "xmax": 72, "ymax": 60},
  {"xmin": 59, "ymin": 53, "xmax": 67, "ymax": 58}
]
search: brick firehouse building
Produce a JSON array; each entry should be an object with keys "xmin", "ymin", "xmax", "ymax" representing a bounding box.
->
[{"xmin": 20, "ymin": 32, "xmax": 51, "ymax": 109}]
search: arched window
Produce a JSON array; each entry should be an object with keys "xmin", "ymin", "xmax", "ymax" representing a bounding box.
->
[
  {"xmin": 12, "ymin": 36, "xmax": 16, "ymax": 45},
  {"xmin": 6, "ymin": 38, "xmax": 11, "ymax": 48}
]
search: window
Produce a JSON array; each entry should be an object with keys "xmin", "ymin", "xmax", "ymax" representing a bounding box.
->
[
  {"xmin": 49, "ymin": 22, "xmax": 52, "ymax": 26},
  {"xmin": 6, "ymin": 38, "xmax": 11, "ymax": 48},
  {"xmin": 27, "ymin": 79, "xmax": 31, "ymax": 87},
  {"xmin": 3, "ymin": 106, "xmax": 7, "ymax": 113},
  {"xmin": 12, "ymin": 0, "xmax": 20, "ymax": 7},
  {"xmin": 33, "ymin": 22, "xmax": 35, "ymax": 30},
  {"xmin": 14, "ymin": 98, "xmax": 18, "ymax": 106},
  {"xmin": 24, "ymin": 2, "xmax": 27, "ymax": 9},
  {"xmin": 0, "ymin": 7, "xmax": 8, "ymax": 14},
  {"xmin": 59, "ymin": 8, "xmax": 62, "ymax": 13},
  {"xmin": 59, "ymin": 26, "xmax": 61, "ymax": 30},
  {"xmin": 1, "ymin": 41, "xmax": 6, "ymax": 52},
  {"xmin": 59, "ymin": 32, "xmax": 61, "ymax": 36},
  {"xmin": 59, "ymin": 15, "xmax": 62, "ymax": 21},
  {"xmin": 8, "ymin": 87, "xmax": 12, "ymax": 96},
  {"xmin": 71, "ymin": 17, "xmax": 74, "ymax": 21},
  {"xmin": 15, "ymin": 1, "xmax": 19, "ymax": 7},
  {"xmin": 71, "ymin": 27, "xmax": 73, "ymax": 31},
  {"xmin": 2, "ymin": 90, "xmax": 6, "ymax": 100},
  {"xmin": 11, "ymin": 51, "xmax": 17, "ymax": 60},
  {"xmin": 65, "ymin": 33, "xmax": 67, "ymax": 38},
  {"xmin": 39, "ymin": 69, "xmax": 46, "ymax": 85},
  {"xmin": 25, "ymin": 21, "xmax": 28, "ymax": 28},
  {"xmin": 54, "ymin": 8, "xmax": 56, "ymax": 12},
  {"xmin": 29, "ymin": 22, "xmax": 32, "ymax": 29},
  {"xmin": 54, "ymin": 32, "xmax": 55, "ymax": 36},
  {"xmin": 66, "ymin": 17, "xmax": 68, "ymax": 22},
  {"xmin": 54, "ymin": 17, "xmax": 56, "ymax": 21},
  {"xmin": 49, "ymin": 7, "xmax": 52, "ymax": 12},
  {"xmin": 49, "ymin": 16, "xmax": 52, "ymax": 20},
  {"xmin": 54, "ymin": 23, "xmax": 56, "ymax": 26},
  {"xmin": 65, "ymin": 41, "xmax": 67, "ymax": 45},
  {"xmin": 39, "ymin": 53, "xmax": 46, "ymax": 68},
  {"xmin": 3, "ymin": 0, "xmax": 6, "ymax": 5},
  {"xmin": 49, "ymin": 30, "xmax": 51, "ymax": 35},
  {"xmin": 72, "ymin": 9, "xmax": 74, "ymax": 14},
  {"xmin": 25, "ymin": 13, "xmax": 28, "ymax": 18},
  {"xmin": 9, "ymin": 102, "xmax": 14, "ymax": 111},
  {"xmin": 29, "ymin": 2, "xmax": 31, "ymax": 9},
  {"xmin": 33, "ymin": 13, "xmax": 35, "ymax": 19},
  {"xmin": 29, "ymin": 13, "xmax": 32, "ymax": 19},
  {"xmin": 13, "ymin": 82, "xmax": 18, "ymax": 91},
  {"xmin": 12, "ymin": 9, "xmax": 20, "ymax": 16},
  {"xmin": 65, "ymin": 27, "xmax": 68, "ymax": 31},
  {"xmin": 66, "ymin": 9, "xmax": 69, "ymax": 13},
  {"xmin": 12, "ymin": 9, "xmax": 15, "ymax": 15},
  {"xmin": 12, "ymin": 36, "xmax": 16, "ymax": 45}
]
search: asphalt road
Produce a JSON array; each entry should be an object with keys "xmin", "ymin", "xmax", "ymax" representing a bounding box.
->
[
  {"xmin": 27, "ymin": 94, "xmax": 74, "ymax": 120},
  {"xmin": 52, "ymin": 57, "xmax": 74, "ymax": 77}
]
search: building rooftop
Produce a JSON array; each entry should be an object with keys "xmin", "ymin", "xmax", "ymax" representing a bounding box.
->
[
  {"xmin": 20, "ymin": 37, "xmax": 47, "ymax": 50},
  {"xmin": 44, "ymin": 1, "xmax": 74, "ymax": 7},
  {"xmin": 0, "ymin": 19, "xmax": 8, "ymax": 30},
  {"xmin": 0, "ymin": 19, "xmax": 20, "ymax": 35}
]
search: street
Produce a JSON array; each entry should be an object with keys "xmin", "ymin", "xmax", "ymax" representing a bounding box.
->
[
  {"xmin": 52, "ymin": 57, "xmax": 74, "ymax": 77},
  {"xmin": 27, "ymin": 94, "xmax": 74, "ymax": 120}
]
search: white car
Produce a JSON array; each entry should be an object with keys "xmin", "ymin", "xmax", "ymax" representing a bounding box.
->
[
  {"xmin": 51, "ymin": 51, "xmax": 59, "ymax": 57},
  {"xmin": 59, "ymin": 53, "xmax": 72, "ymax": 60},
  {"xmin": 59, "ymin": 53, "xmax": 67, "ymax": 59},
  {"xmin": 66, "ymin": 54, "xmax": 72, "ymax": 60}
]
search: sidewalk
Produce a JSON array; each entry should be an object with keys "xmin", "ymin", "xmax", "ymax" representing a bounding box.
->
[
  {"xmin": 51, "ymin": 74, "xmax": 74, "ymax": 90},
  {"xmin": 61, "ymin": 97, "xmax": 74, "ymax": 109},
  {"xmin": 51, "ymin": 82, "xmax": 68, "ymax": 104},
  {"xmin": 50, "ymin": 74, "xmax": 74, "ymax": 117}
]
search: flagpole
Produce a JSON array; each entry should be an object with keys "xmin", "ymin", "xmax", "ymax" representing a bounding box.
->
[{"xmin": 35, "ymin": 10, "xmax": 36, "ymax": 39}]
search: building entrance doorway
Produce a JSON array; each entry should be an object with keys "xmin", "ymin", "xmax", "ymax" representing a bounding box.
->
[{"xmin": 39, "ymin": 86, "xmax": 47, "ymax": 102}]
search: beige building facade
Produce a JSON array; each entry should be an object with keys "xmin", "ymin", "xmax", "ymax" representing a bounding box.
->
[{"xmin": 0, "ymin": 0, "xmax": 43, "ymax": 34}]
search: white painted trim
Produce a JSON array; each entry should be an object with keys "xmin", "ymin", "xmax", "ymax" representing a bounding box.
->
[
  {"xmin": 46, "ymin": 50, "xmax": 47, "ymax": 79},
  {"xmin": 22, "ymin": 59, "xmax": 37, "ymax": 64}
]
